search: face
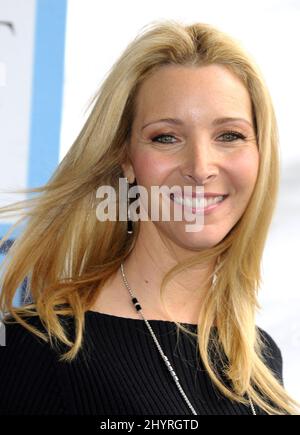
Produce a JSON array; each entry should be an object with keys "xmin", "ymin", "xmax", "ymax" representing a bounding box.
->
[{"xmin": 123, "ymin": 64, "xmax": 259, "ymax": 250}]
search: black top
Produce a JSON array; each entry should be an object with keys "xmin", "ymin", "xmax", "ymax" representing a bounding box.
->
[{"xmin": 0, "ymin": 311, "xmax": 283, "ymax": 415}]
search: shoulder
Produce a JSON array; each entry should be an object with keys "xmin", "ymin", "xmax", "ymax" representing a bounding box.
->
[
  {"xmin": 257, "ymin": 326, "xmax": 284, "ymax": 385},
  {"xmin": 1, "ymin": 311, "xmax": 75, "ymax": 345},
  {"xmin": 2, "ymin": 313, "xmax": 47, "ymax": 340},
  {"xmin": 0, "ymin": 312, "xmax": 76, "ymax": 362},
  {"xmin": 0, "ymin": 314, "xmax": 59, "ymax": 381},
  {"xmin": 0, "ymin": 314, "xmax": 62, "ymax": 358},
  {"xmin": 0, "ymin": 314, "xmax": 67, "ymax": 414},
  {"xmin": 1, "ymin": 314, "xmax": 49, "ymax": 355}
]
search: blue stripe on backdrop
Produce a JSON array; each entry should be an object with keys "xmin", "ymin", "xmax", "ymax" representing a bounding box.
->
[
  {"xmin": 0, "ymin": 0, "xmax": 67, "ymax": 305},
  {"xmin": 28, "ymin": 0, "xmax": 67, "ymax": 189}
]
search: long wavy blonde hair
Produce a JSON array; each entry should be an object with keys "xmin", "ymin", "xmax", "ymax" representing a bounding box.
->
[{"xmin": 0, "ymin": 19, "xmax": 299, "ymax": 415}]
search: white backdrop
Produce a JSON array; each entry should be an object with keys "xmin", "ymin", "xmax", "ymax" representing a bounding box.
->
[
  {"xmin": 0, "ymin": 0, "xmax": 36, "ymax": 207},
  {"xmin": 0, "ymin": 0, "xmax": 299, "ymax": 403}
]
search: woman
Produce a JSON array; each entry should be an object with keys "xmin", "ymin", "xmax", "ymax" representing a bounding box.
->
[{"xmin": 0, "ymin": 20, "xmax": 299, "ymax": 415}]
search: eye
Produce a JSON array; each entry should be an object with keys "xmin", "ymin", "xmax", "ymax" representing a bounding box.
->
[
  {"xmin": 218, "ymin": 131, "xmax": 246, "ymax": 142},
  {"xmin": 151, "ymin": 131, "xmax": 247, "ymax": 144},
  {"xmin": 151, "ymin": 134, "xmax": 177, "ymax": 144}
]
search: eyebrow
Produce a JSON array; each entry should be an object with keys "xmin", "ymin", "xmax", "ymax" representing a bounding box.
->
[{"xmin": 141, "ymin": 117, "xmax": 253, "ymax": 130}]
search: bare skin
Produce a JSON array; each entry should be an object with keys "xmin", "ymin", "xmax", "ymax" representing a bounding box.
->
[{"xmin": 91, "ymin": 64, "xmax": 259, "ymax": 323}]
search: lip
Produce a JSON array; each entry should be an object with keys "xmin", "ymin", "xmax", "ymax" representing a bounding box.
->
[
  {"xmin": 195, "ymin": 192, "xmax": 227, "ymax": 199},
  {"xmin": 169, "ymin": 193, "xmax": 229, "ymax": 215},
  {"xmin": 170, "ymin": 192, "xmax": 228, "ymax": 200}
]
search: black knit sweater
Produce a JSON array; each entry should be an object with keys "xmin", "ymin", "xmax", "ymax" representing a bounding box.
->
[{"xmin": 0, "ymin": 311, "xmax": 283, "ymax": 415}]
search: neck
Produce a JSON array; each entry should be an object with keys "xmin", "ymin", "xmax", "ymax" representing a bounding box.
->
[{"xmin": 122, "ymin": 221, "xmax": 216, "ymax": 324}]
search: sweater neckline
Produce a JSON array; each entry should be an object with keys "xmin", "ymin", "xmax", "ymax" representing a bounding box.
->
[{"xmin": 85, "ymin": 310, "xmax": 198, "ymax": 327}]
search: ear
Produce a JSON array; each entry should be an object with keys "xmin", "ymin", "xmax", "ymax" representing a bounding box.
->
[{"xmin": 121, "ymin": 160, "xmax": 135, "ymax": 184}]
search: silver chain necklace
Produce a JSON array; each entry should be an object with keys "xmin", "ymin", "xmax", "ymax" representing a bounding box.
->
[{"xmin": 120, "ymin": 262, "xmax": 256, "ymax": 415}]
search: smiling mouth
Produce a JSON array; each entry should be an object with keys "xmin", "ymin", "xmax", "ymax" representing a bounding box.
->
[{"xmin": 169, "ymin": 193, "xmax": 229, "ymax": 209}]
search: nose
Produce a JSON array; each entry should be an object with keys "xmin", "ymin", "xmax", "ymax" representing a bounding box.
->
[{"xmin": 181, "ymin": 139, "xmax": 219, "ymax": 185}]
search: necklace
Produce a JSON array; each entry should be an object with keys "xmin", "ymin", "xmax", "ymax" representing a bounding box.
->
[{"xmin": 120, "ymin": 262, "xmax": 256, "ymax": 415}]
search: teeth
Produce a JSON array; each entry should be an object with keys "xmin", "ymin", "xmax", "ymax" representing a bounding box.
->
[{"xmin": 171, "ymin": 195, "xmax": 224, "ymax": 209}]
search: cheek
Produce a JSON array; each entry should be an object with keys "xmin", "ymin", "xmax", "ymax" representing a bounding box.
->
[
  {"xmin": 131, "ymin": 150, "xmax": 174, "ymax": 186},
  {"xmin": 227, "ymin": 148, "xmax": 259, "ymax": 192}
]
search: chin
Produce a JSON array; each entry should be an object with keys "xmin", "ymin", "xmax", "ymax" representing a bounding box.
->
[
  {"xmin": 172, "ymin": 232, "xmax": 226, "ymax": 251},
  {"xmin": 158, "ymin": 221, "xmax": 233, "ymax": 251}
]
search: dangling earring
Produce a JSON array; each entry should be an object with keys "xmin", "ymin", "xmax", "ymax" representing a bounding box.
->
[{"xmin": 126, "ymin": 177, "xmax": 133, "ymax": 234}]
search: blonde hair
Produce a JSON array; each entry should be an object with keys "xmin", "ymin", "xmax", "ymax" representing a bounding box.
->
[{"xmin": 0, "ymin": 19, "xmax": 298, "ymax": 415}]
